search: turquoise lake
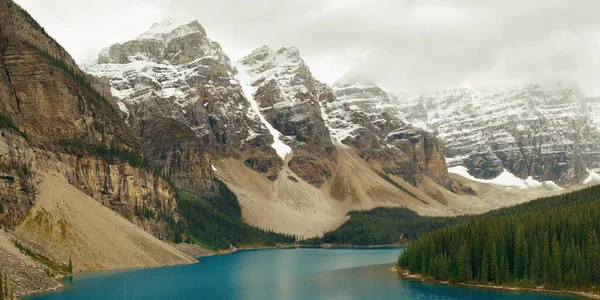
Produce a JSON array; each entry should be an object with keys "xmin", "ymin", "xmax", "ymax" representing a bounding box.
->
[{"xmin": 27, "ymin": 248, "xmax": 579, "ymax": 299}]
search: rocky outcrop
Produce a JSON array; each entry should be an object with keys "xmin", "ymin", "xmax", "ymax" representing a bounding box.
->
[
  {"xmin": 391, "ymin": 85, "xmax": 600, "ymax": 185},
  {"xmin": 0, "ymin": 130, "xmax": 36, "ymax": 227},
  {"xmin": 237, "ymin": 46, "xmax": 337, "ymax": 186},
  {"xmin": 322, "ymin": 74, "xmax": 450, "ymax": 188}
]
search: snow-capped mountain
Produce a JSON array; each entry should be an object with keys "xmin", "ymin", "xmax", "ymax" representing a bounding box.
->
[
  {"xmin": 84, "ymin": 20, "xmax": 276, "ymax": 193},
  {"xmin": 390, "ymin": 85, "xmax": 600, "ymax": 185},
  {"xmin": 323, "ymin": 74, "xmax": 449, "ymax": 187},
  {"xmin": 82, "ymin": 20, "xmax": 576, "ymax": 237}
]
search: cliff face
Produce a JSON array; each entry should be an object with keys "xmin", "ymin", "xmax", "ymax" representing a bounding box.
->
[
  {"xmin": 0, "ymin": 0, "xmax": 178, "ymax": 238},
  {"xmin": 236, "ymin": 46, "xmax": 337, "ymax": 187},
  {"xmin": 391, "ymin": 85, "xmax": 600, "ymax": 185},
  {"xmin": 326, "ymin": 75, "xmax": 450, "ymax": 188},
  {"xmin": 85, "ymin": 21, "xmax": 276, "ymax": 194}
]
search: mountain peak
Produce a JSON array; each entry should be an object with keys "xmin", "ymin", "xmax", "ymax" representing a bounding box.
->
[
  {"xmin": 137, "ymin": 20, "xmax": 205, "ymax": 40},
  {"xmin": 333, "ymin": 73, "xmax": 377, "ymax": 89},
  {"xmin": 242, "ymin": 45, "xmax": 302, "ymax": 64}
]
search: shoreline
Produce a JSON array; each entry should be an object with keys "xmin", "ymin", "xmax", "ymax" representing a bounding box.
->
[
  {"xmin": 25, "ymin": 243, "xmax": 398, "ymax": 297},
  {"xmin": 395, "ymin": 266, "xmax": 600, "ymax": 299}
]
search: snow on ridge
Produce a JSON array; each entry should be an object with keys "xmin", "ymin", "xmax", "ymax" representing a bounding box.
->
[
  {"xmin": 238, "ymin": 46, "xmax": 308, "ymax": 109},
  {"xmin": 137, "ymin": 20, "xmax": 202, "ymax": 41},
  {"xmin": 449, "ymin": 166, "xmax": 563, "ymax": 191},
  {"xmin": 584, "ymin": 169, "xmax": 600, "ymax": 185},
  {"xmin": 235, "ymin": 62, "xmax": 292, "ymax": 160}
]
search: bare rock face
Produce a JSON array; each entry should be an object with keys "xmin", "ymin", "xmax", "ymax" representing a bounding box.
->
[
  {"xmin": 323, "ymin": 74, "xmax": 450, "ymax": 188},
  {"xmin": 391, "ymin": 85, "xmax": 600, "ymax": 185},
  {"xmin": 0, "ymin": 130, "xmax": 36, "ymax": 227},
  {"xmin": 85, "ymin": 21, "xmax": 278, "ymax": 192},
  {"xmin": 0, "ymin": 0, "xmax": 179, "ymax": 239},
  {"xmin": 237, "ymin": 46, "xmax": 337, "ymax": 186}
]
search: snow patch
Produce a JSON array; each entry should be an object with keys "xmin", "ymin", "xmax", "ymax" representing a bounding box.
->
[
  {"xmin": 449, "ymin": 166, "xmax": 563, "ymax": 190},
  {"xmin": 116, "ymin": 101, "xmax": 130, "ymax": 118},
  {"xmin": 211, "ymin": 165, "xmax": 217, "ymax": 172},
  {"xmin": 584, "ymin": 169, "xmax": 600, "ymax": 185},
  {"xmin": 235, "ymin": 62, "xmax": 292, "ymax": 160}
]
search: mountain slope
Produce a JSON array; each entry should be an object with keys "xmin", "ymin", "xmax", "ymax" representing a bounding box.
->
[
  {"xmin": 399, "ymin": 184, "xmax": 600, "ymax": 293},
  {"xmin": 391, "ymin": 85, "xmax": 600, "ymax": 185},
  {"xmin": 85, "ymin": 23, "xmax": 463, "ymax": 237},
  {"xmin": 15, "ymin": 172, "xmax": 195, "ymax": 271}
]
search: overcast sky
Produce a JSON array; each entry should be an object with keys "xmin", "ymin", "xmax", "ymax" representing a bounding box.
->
[{"xmin": 14, "ymin": 0, "xmax": 600, "ymax": 95}]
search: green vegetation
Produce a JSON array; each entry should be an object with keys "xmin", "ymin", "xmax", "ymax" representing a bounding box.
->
[
  {"xmin": 0, "ymin": 271, "xmax": 13, "ymax": 300},
  {"xmin": 20, "ymin": 41, "xmax": 113, "ymax": 110},
  {"xmin": 0, "ymin": 113, "xmax": 28, "ymax": 140},
  {"xmin": 174, "ymin": 182, "xmax": 295, "ymax": 250},
  {"xmin": 301, "ymin": 207, "xmax": 462, "ymax": 246},
  {"xmin": 59, "ymin": 139, "xmax": 149, "ymax": 169},
  {"xmin": 204, "ymin": 179, "xmax": 242, "ymax": 220},
  {"xmin": 398, "ymin": 185, "xmax": 600, "ymax": 294},
  {"xmin": 13, "ymin": 240, "xmax": 70, "ymax": 276}
]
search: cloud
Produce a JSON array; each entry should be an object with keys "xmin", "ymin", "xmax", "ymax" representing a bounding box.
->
[{"xmin": 14, "ymin": 0, "xmax": 600, "ymax": 95}]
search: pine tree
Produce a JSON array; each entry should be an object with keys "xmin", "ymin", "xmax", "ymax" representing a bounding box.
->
[
  {"xmin": 0, "ymin": 272, "xmax": 4, "ymax": 300},
  {"xmin": 490, "ymin": 242, "xmax": 499, "ymax": 284},
  {"xmin": 68, "ymin": 256, "xmax": 73, "ymax": 274},
  {"xmin": 549, "ymin": 237, "xmax": 562, "ymax": 289}
]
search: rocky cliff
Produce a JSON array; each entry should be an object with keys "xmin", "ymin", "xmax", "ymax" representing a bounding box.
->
[
  {"xmin": 324, "ymin": 74, "xmax": 450, "ymax": 188},
  {"xmin": 236, "ymin": 46, "xmax": 337, "ymax": 187},
  {"xmin": 85, "ymin": 21, "xmax": 276, "ymax": 194},
  {"xmin": 0, "ymin": 0, "xmax": 179, "ymax": 238},
  {"xmin": 391, "ymin": 85, "xmax": 600, "ymax": 185}
]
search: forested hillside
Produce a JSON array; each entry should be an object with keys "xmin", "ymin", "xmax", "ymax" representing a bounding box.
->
[
  {"xmin": 398, "ymin": 185, "xmax": 600, "ymax": 293},
  {"xmin": 174, "ymin": 180, "xmax": 296, "ymax": 250},
  {"xmin": 301, "ymin": 207, "xmax": 462, "ymax": 245}
]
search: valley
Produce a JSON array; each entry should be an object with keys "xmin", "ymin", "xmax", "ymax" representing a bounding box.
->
[{"xmin": 0, "ymin": 0, "xmax": 598, "ymax": 298}]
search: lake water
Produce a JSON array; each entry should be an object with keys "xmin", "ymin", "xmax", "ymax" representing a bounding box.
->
[{"xmin": 27, "ymin": 248, "xmax": 579, "ymax": 299}]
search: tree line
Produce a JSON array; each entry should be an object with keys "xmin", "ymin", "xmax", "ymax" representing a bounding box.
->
[
  {"xmin": 174, "ymin": 180, "xmax": 296, "ymax": 250},
  {"xmin": 398, "ymin": 185, "xmax": 600, "ymax": 293},
  {"xmin": 300, "ymin": 207, "xmax": 463, "ymax": 246}
]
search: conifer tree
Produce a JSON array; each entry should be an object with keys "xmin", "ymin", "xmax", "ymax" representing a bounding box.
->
[{"xmin": 490, "ymin": 242, "xmax": 499, "ymax": 284}]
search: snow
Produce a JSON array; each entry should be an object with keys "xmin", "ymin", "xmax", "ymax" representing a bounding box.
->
[
  {"xmin": 584, "ymin": 169, "xmax": 600, "ymax": 185},
  {"xmin": 235, "ymin": 62, "xmax": 292, "ymax": 160},
  {"xmin": 137, "ymin": 20, "xmax": 201, "ymax": 41},
  {"xmin": 448, "ymin": 166, "xmax": 563, "ymax": 190},
  {"xmin": 391, "ymin": 85, "xmax": 600, "ymax": 171},
  {"xmin": 238, "ymin": 46, "xmax": 309, "ymax": 109},
  {"xmin": 299, "ymin": 85, "xmax": 309, "ymax": 94},
  {"xmin": 211, "ymin": 165, "xmax": 217, "ymax": 172},
  {"xmin": 116, "ymin": 101, "xmax": 130, "ymax": 118}
]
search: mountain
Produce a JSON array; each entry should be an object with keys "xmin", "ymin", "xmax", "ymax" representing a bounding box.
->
[
  {"xmin": 84, "ymin": 20, "xmax": 568, "ymax": 239},
  {"xmin": 0, "ymin": 0, "xmax": 203, "ymax": 296},
  {"xmin": 84, "ymin": 22, "xmax": 459, "ymax": 237},
  {"xmin": 84, "ymin": 20, "xmax": 273, "ymax": 194},
  {"xmin": 0, "ymin": 3, "xmax": 585, "ymax": 294},
  {"xmin": 329, "ymin": 74, "xmax": 449, "ymax": 188},
  {"xmin": 390, "ymin": 85, "xmax": 600, "ymax": 185}
]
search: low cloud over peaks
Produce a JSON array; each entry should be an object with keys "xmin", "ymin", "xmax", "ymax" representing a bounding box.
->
[{"xmin": 16, "ymin": 0, "xmax": 600, "ymax": 95}]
